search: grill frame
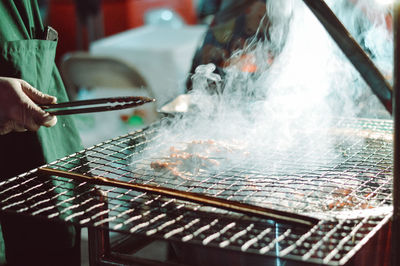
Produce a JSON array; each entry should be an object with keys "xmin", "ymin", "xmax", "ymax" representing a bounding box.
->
[{"xmin": 0, "ymin": 117, "xmax": 394, "ymax": 265}]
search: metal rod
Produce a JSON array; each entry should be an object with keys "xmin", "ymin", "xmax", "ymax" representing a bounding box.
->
[
  {"xmin": 302, "ymin": 0, "xmax": 393, "ymax": 114},
  {"xmin": 392, "ymin": 2, "xmax": 400, "ymax": 265},
  {"xmin": 37, "ymin": 167, "xmax": 319, "ymax": 227}
]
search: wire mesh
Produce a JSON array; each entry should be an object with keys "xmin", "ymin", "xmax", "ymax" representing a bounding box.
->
[{"xmin": 0, "ymin": 117, "xmax": 393, "ymax": 265}]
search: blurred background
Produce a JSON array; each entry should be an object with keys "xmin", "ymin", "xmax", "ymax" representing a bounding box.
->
[{"xmin": 40, "ymin": 0, "xmax": 217, "ymax": 147}]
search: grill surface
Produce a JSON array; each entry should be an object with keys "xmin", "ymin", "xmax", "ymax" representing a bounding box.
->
[{"xmin": 0, "ymin": 117, "xmax": 393, "ymax": 265}]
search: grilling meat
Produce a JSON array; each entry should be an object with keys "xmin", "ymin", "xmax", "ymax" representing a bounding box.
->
[{"xmin": 150, "ymin": 139, "xmax": 247, "ymax": 180}]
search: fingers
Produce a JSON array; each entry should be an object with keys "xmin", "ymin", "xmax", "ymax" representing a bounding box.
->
[
  {"xmin": 0, "ymin": 77, "xmax": 58, "ymax": 134},
  {"xmin": 18, "ymin": 80, "xmax": 58, "ymax": 129},
  {"xmin": 0, "ymin": 121, "xmax": 13, "ymax": 135},
  {"xmin": 42, "ymin": 113, "xmax": 58, "ymax": 128},
  {"xmin": 10, "ymin": 85, "xmax": 58, "ymax": 131},
  {"xmin": 13, "ymin": 98, "xmax": 57, "ymax": 131},
  {"xmin": 20, "ymin": 80, "xmax": 57, "ymax": 104},
  {"xmin": 20, "ymin": 81, "xmax": 58, "ymax": 127}
]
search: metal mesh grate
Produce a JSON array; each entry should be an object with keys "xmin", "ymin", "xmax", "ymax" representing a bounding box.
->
[{"xmin": 0, "ymin": 117, "xmax": 393, "ymax": 265}]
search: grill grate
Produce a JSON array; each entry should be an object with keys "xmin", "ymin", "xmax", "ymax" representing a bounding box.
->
[{"xmin": 0, "ymin": 117, "xmax": 393, "ymax": 265}]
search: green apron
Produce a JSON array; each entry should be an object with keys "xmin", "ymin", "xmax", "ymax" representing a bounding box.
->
[{"xmin": 0, "ymin": 1, "xmax": 83, "ymax": 265}]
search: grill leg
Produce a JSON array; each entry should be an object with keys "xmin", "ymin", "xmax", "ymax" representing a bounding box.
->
[
  {"xmin": 88, "ymin": 226, "xmax": 110, "ymax": 265},
  {"xmin": 88, "ymin": 189, "xmax": 110, "ymax": 266},
  {"xmin": 393, "ymin": 2, "xmax": 400, "ymax": 266}
]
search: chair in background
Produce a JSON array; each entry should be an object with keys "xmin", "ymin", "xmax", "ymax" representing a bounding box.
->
[
  {"xmin": 60, "ymin": 52, "xmax": 159, "ymax": 148},
  {"xmin": 60, "ymin": 52, "xmax": 149, "ymax": 100}
]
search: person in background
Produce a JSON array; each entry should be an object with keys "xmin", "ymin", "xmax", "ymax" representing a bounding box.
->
[
  {"xmin": 196, "ymin": 0, "xmax": 223, "ymax": 23},
  {"xmin": 0, "ymin": 1, "xmax": 83, "ymax": 265},
  {"xmin": 74, "ymin": 0, "xmax": 103, "ymax": 50},
  {"xmin": 189, "ymin": 0, "xmax": 392, "ymax": 92},
  {"xmin": 187, "ymin": 0, "xmax": 271, "ymax": 92}
]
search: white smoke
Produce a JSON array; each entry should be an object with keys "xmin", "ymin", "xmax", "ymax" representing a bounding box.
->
[
  {"xmin": 330, "ymin": 0, "xmax": 393, "ymax": 76},
  {"xmin": 153, "ymin": 0, "xmax": 394, "ymax": 165},
  {"xmin": 131, "ymin": 0, "xmax": 393, "ymax": 215},
  {"xmin": 326, "ymin": 0, "xmax": 393, "ymax": 117}
]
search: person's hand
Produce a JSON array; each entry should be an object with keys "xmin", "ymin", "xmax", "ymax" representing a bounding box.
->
[{"xmin": 0, "ymin": 77, "xmax": 57, "ymax": 135}]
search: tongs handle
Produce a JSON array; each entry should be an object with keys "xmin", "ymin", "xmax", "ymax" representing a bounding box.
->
[{"xmin": 39, "ymin": 96, "xmax": 155, "ymax": 115}]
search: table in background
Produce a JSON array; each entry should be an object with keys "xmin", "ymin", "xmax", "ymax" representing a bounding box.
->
[{"xmin": 90, "ymin": 25, "xmax": 207, "ymax": 107}]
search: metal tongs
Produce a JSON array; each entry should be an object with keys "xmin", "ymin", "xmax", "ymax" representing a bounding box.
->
[{"xmin": 39, "ymin": 96, "xmax": 155, "ymax": 115}]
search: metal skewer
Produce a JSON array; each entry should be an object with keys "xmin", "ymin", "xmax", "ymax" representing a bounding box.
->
[{"xmin": 37, "ymin": 167, "xmax": 319, "ymax": 227}]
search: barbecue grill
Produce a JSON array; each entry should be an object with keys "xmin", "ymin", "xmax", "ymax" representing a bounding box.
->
[
  {"xmin": 0, "ymin": 1, "xmax": 398, "ymax": 265},
  {"xmin": 0, "ymin": 116, "xmax": 393, "ymax": 265}
]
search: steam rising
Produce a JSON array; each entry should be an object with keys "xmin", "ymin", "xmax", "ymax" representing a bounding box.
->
[
  {"xmin": 131, "ymin": 0, "xmax": 393, "ymax": 216},
  {"xmin": 161, "ymin": 0, "xmax": 393, "ymax": 158}
]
